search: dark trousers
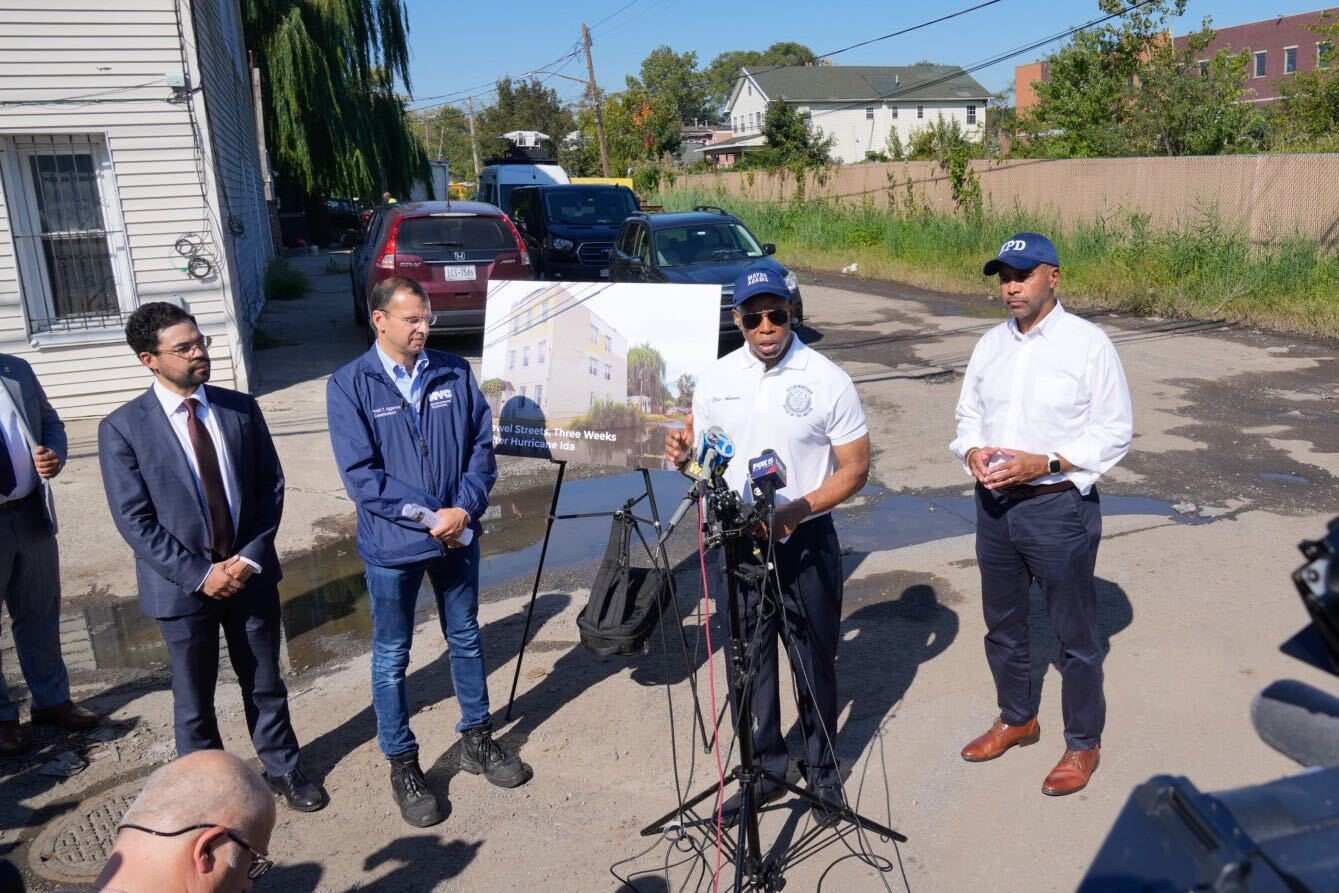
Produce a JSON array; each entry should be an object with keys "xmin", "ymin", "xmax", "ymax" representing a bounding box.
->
[
  {"xmin": 721, "ymin": 514, "xmax": 844, "ymax": 788},
  {"xmin": 157, "ymin": 582, "xmax": 301, "ymax": 775},
  {"xmin": 975, "ymin": 483, "xmax": 1104, "ymax": 751},
  {"xmin": 0, "ymin": 494, "xmax": 70, "ymax": 721}
]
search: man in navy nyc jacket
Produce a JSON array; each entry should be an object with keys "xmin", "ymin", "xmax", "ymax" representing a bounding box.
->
[{"xmin": 327, "ymin": 277, "xmax": 530, "ymax": 828}]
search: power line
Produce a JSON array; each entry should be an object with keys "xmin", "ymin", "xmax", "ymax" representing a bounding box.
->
[{"xmin": 589, "ymin": 0, "xmax": 646, "ymax": 32}]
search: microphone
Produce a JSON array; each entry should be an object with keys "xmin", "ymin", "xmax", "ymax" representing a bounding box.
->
[
  {"xmin": 1251, "ymin": 679, "xmax": 1339, "ymax": 768},
  {"xmin": 749, "ymin": 449, "xmax": 787, "ymax": 496},
  {"xmin": 665, "ymin": 427, "xmax": 735, "ymax": 535},
  {"xmin": 684, "ymin": 426, "xmax": 735, "ymax": 482}
]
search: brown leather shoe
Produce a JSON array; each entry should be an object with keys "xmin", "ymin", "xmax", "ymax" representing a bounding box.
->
[
  {"xmin": 0, "ymin": 720, "xmax": 32, "ymax": 756},
  {"xmin": 960, "ymin": 716, "xmax": 1041, "ymax": 762},
  {"xmin": 1042, "ymin": 746, "xmax": 1101, "ymax": 796},
  {"xmin": 31, "ymin": 701, "xmax": 100, "ymax": 731}
]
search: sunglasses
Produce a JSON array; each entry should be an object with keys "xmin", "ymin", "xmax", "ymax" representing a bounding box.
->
[
  {"xmin": 739, "ymin": 308, "xmax": 790, "ymax": 330},
  {"xmin": 119, "ymin": 823, "xmax": 273, "ymax": 879}
]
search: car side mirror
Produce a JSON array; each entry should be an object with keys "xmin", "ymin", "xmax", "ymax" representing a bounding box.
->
[
  {"xmin": 627, "ymin": 255, "xmax": 643, "ymax": 268},
  {"xmin": 762, "ymin": 243, "xmax": 776, "ymax": 256}
]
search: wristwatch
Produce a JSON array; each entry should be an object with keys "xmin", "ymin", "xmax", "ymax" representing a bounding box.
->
[{"xmin": 1047, "ymin": 454, "xmax": 1062, "ymax": 475}]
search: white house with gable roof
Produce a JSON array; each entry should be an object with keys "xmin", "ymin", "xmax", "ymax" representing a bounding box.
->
[{"xmin": 712, "ymin": 63, "xmax": 991, "ymax": 166}]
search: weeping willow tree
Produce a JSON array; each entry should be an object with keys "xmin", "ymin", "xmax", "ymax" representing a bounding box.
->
[{"xmin": 242, "ymin": 0, "xmax": 429, "ymax": 200}]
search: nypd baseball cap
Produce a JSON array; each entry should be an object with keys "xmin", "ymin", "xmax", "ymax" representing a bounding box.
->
[
  {"xmin": 731, "ymin": 267, "xmax": 793, "ymax": 308},
  {"xmin": 983, "ymin": 232, "xmax": 1060, "ymax": 276}
]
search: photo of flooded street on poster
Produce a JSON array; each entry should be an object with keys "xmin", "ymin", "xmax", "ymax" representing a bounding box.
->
[{"xmin": 481, "ymin": 281, "xmax": 722, "ymax": 469}]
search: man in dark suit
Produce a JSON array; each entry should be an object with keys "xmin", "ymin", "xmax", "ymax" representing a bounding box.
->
[
  {"xmin": 0, "ymin": 354, "xmax": 100, "ymax": 755},
  {"xmin": 98, "ymin": 302, "xmax": 326, "ymax": 812}
]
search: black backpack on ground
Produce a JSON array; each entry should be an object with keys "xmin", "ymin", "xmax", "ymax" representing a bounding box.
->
[{"xmin": 577, "ymin": 502, "xmax": 672, "ymax": 657}]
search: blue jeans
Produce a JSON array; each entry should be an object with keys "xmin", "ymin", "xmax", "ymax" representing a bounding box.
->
[
  {"xmin": 0, "ymin": 495, "xmax": 71, "ymax": 722},
  {"xmin": 365, "ymin": 538, "xmax": 489, "ymax": 759}
]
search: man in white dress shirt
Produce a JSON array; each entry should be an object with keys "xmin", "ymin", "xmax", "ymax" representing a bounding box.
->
[
  {"xmin": 950, "ymin": 233, "xmax": 1132, "ymax": 796},
  {"xmin": 0, "ymin": 353, "xmax": 100, "ymax": 755}
]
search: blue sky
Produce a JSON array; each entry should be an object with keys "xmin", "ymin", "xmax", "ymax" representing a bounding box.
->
[{"xmin": 401, "ymin": 1, "xmax": 1327, "ymax": 113}]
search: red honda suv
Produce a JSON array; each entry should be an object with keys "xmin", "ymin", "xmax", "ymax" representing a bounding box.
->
[{"xmin": 350, "ymin": 200, "xmax": 533, "ymax": 333}]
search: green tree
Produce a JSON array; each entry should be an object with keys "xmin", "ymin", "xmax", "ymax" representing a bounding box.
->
[
  {"xmin": 573, "ymin": 88, "xmax": 681, "ymax": 178},
  {"xmin": 627, "ymin": 344, "xmax": 671, "ymax": 413},
  {"xmin": 410, "ymin": 105, "xmax": 475, "ymax": 180},
  {"xmin": 1126, "ymin": 32, "xmax": 1263, "ymax": 155},
  {"xmin": 626, "ymin": 46, "xmax": 713, "ymax": 125},
  {"xmin": 242, "ymin": 0, "xmax": 428, "ymax": 199},
  {"xmin": 1272, "ymin": 15, "xmax": 1339, "ymax": 150},
  {"xmin": 887, "ymin": 125, "xmax": 905, "ymax": 161},
  {"xmin": 476, "ymin": 78, "xmax": 576, "ymax": 158},
  {"xmin": 675, "ymin": 373, "xmax": 696, "ymax": 409},
  {"xmin": 906, "ymin": 117, "xmax": 983, "ymax": 214},
  {"xmin": 1023, "ymin": 1, "xmax": 1262, "ymax": 157},
  {"xmin": 701, "ymin": 42, "xmax": 819, "ymax": 117},
  {"xmin": 748, "ymin": 101, "xmax": 834, "ymax": 169}
]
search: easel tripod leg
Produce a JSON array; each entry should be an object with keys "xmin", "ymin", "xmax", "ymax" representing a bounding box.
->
[{"xmin": 504, "ymin": 460, "xmax": 566, "ymax": 722}]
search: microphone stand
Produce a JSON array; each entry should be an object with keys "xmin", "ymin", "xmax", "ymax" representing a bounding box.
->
[{"xmin": 642, "ymin": 473, "xmax": 906, "ymax": 892}]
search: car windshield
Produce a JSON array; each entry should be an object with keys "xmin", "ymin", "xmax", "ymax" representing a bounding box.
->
[
  {"xmin": 543, "ymin": 188, "xmax": 638, "ymax": 225},
  {"xmin": 398, "ymin": 216, "xmax": 512, "ymax": 255},
  {"xmin": 653, "ymin": 222, "xmax": 764, "ymax": 267}
]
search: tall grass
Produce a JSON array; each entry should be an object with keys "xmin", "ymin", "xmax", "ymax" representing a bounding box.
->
[{"xmin": 655, "ymin": 186, "xmax": 1339, "ymax": 338}]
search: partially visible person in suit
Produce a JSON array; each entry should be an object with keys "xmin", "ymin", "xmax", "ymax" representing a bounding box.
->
[
  {"xmin": 91, "ymin": 750, "xmax": 276, "ymax": 893},
  {"xmin": 0, "ymin": 353, "xmax": 99, "ymax": 756},
  {"xmin": 98, "ymin": 303, "xmax": 326, "ymax": 812}
]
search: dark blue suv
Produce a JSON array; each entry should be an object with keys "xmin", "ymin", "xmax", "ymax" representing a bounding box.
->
[
  {"xmin": 608, "ymin": 206, "xmax": 804, "ymax": 335},
  {"xmin": 509, "ymin": 183, "xmax": 640, "ymax": 282}
]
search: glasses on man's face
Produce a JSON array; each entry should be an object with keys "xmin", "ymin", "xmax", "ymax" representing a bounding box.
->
[
  {"xmin": 381, "ymin": 312, "xmax": 437, "ymax": 329},
  {"xmin": 119, "ymin": 822, "xmax": 273, "ymax": 880},
  {"xmin": 158, "ymin": 335, "xmax": 212, "ymax": 359},
  {"xmin": 739, "ymin": 308, "xmax": 790, "ymax": 331}
]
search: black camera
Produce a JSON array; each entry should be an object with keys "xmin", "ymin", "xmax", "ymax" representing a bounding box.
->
[{"xmin": 1080, "ymin": 517, "xmax": 1339, "ymax": 893}]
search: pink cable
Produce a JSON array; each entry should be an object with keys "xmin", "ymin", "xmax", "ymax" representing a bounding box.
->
[{"xmin": 697, "ymin": 497, "xmax": 725, "ymax": 893}]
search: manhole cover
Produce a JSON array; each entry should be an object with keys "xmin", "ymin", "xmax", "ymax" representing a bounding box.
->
[{"xmin": 29, "ymin": 779, "xmax": 145, "ymax": 884}]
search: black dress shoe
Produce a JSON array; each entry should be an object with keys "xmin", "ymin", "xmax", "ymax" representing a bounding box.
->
[
  {"xmin": 266, "ymin": 768, "xmax": 328, "ymax": 813},
  {"xmin": 0, "ymin": 721, "xmax": 31, "ymax": 756},
  {"xmin": 719, "ymin": 782, "xmax": 786, "ymax": 829}
]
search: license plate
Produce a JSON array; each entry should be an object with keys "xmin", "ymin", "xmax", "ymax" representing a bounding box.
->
[
  {"xmin": 443, "ymin": 265, "xmax": 475, "ymax": 282},
  {"xmin": 600, "ymin": 268, "xmax": 609, "ymax": 277}
]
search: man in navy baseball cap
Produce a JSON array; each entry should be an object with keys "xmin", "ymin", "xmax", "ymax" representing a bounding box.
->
[
  {"xmin": 730, "ymin": 267, "xmax": 794, "ymax": 307},
  {"xmin": 982, "ymin": 232, "xmax": 1060, "ymax": 276}
]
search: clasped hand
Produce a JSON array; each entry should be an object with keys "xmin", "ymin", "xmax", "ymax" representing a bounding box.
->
[
  {"xmin": 428, "ymin": 507, "xmax": 471, "ymax": 549},
  {"xmin": 201, "ymin": 556, "xmax": 256, "ymax": 599},
  {"xmin": 970, "ymin": 447, "xmax": 1049, "ymax": 490}
]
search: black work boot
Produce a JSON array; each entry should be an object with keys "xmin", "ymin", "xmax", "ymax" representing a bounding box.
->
[
  {"xmin": 389, "ymin": 753, "xmax": 444, "ymax": 827},
  {"xmin": 460, "ymin": 725, "xmax": 532, "ymax": 788}
]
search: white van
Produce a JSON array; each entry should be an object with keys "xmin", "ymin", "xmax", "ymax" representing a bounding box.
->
[{"xmin": 477, "ymin": 158, "xmax": 569, "ymax": 216}]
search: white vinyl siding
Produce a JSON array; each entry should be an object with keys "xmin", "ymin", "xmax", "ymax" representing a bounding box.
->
[
  {"xmin": 807, "ymin": 100, "xmax": 985, "ymax": 164},
  {"xmin": 0, "ymin": 0, "xmax": 270, "ymax": 417}
]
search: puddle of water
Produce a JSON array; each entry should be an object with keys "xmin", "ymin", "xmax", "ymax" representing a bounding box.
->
[
  {"xmin": 12, "ymin": 475, "xmax": 1217, "ymax": 678},
  {"xmin": 1254, "ymin": 471, "xmax": 1313, "ymax": 485},
  {"xmin": 17, "ymin": 471, "xmax": 691, "ymax": 675}
]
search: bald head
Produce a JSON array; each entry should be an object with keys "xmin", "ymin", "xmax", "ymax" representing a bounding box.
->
[{"xmin": 123, "ymin": 750, "xmax": 275, "ymax": 844}]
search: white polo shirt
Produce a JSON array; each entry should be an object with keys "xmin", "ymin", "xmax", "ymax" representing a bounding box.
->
[{"xmin": 692, "ymin": 336, "xmax": 867, "ymax": 517}]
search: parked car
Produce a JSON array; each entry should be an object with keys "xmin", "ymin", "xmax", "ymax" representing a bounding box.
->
[
  {"xmin": 509, "ymin": 184, "xmax": 640, "ymax": 281},
  {"xmin": 608, "ymin": 206, "xmax": 803, "ymax": 336},
  {"xmin": 349, "ymin": 200, "xmax": 533, "ymax": 334}
]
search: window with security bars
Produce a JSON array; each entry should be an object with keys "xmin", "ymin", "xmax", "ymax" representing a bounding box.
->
[{"xmin": 0, "ymin": 134, "xmax": 133, "ymax": 334}]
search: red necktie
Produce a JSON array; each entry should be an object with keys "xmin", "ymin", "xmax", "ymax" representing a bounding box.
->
[{"xmin": 183, "ymin": 397, "xmax": 234, "ymax": 558}]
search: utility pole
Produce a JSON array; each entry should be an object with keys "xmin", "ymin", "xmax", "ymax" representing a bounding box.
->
[
  {"xmin": 582, "ymin": 22, "xmax": 611, "ymax": 177},
  {"xmin": 467, "ymin": 97, "xmax": 482, "ymax": 179}
]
